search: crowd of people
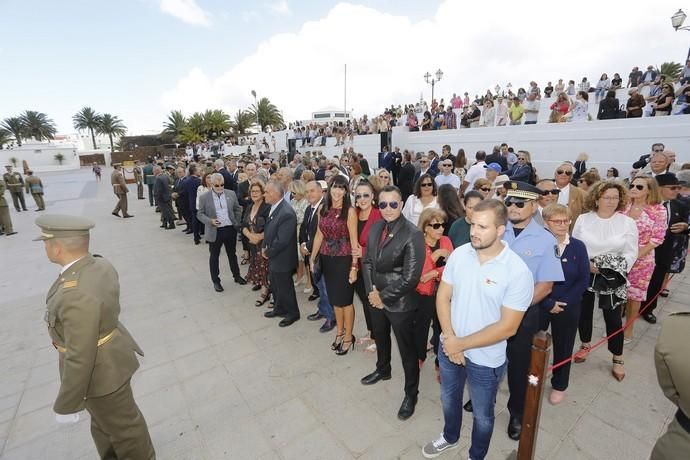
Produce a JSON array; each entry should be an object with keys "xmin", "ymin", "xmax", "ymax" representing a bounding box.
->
[{"xmin": 111, "ymin": 136, "xmax": 690, "ymax": 459}]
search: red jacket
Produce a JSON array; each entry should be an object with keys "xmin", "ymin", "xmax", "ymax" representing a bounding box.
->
[
  {"xmin": 416, "ymin": 236, "xmax": 453, "ymax": 296},
  {"xmin": 358, "ymin": 207, "xmax": 383, "ymax": 266}
]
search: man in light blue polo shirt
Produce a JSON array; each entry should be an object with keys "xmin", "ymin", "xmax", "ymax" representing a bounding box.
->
[{"xmin": 422, "ymin": 199, "xmax": 533, "ymax": 460}]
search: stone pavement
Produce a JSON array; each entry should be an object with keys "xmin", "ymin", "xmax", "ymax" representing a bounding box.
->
[{"xmin": 0, "ymin": 168, "xmax": 685, "ymax": 460}]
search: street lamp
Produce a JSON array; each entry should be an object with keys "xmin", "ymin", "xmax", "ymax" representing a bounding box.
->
[
  {"xmin": 251, "ymin": 89, "xmax": 258, "ymax": 132},
  {"xmin": 424, "ymin": 68, "xmax": 443, "ymax": 103},
  {"xmin": 671, "ymin": 9, "xmax": 689, "ymax": 30}
]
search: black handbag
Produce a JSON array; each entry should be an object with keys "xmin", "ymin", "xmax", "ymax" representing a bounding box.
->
[{"xmin": 311, "ymin": 254, "xmax": 323, "ymax": 283}]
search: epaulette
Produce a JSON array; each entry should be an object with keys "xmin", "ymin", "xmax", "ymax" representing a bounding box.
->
[{"xmin": 62, "ymin": 280, "xmax": 78, "ymax": 289}]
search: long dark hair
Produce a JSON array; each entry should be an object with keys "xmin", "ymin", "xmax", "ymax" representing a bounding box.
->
[
  {"xmin": 320, "ymin": 174, "xmax": 351, "ymax": 220},
  {"xmin": 436, "ymin": 184, "xmax": 464, "ymax": 221},
  {"xmin": 414, "ymin": 173, "xmax": 437, "ymax": 198}
]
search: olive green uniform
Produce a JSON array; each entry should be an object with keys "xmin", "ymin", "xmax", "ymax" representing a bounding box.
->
[
  {"xmin": 25, "ymin": 174, "xmax": 46, "ymax": 210},
  {"xmin": 46, "ymin": 254, "xmax": 155, "ymax": 459},
  {"xmin": 0, "ymin": 179, "xmax": 15, "ymax": 234},
  {"xmin": 3, "ymin": 169, "xmax": 27, "ymax": 211},
  {"xmin": 651, "ymin": 312, "xmax": 690, "ymax": 459},
  {"xmin": 133, "ymin": 165, "xmax": 144, "ymax": 200},
  {"xmin": 111, "ymin": 168, "xmax": 129, "ymax": 216}
]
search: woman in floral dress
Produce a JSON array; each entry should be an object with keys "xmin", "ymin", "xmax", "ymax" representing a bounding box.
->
[
  {"xmin": 622, "ymin": 176, "xmax": 667, "ymax": 342},
  {"xmin": 242, "ymin": 180, "xmax": 272, "ymax": 306}
]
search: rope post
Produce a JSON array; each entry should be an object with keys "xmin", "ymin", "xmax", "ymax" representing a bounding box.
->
[{"xmin": 517, "ymin": 330, "xmax": 552, "ymax": 460}]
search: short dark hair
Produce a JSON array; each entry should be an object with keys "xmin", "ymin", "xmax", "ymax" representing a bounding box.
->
[
  {"xmin": 475, "ymin": 150, "xmax": 487, "ymax": 161},
  {"xmin": 463, "ymin": 190, "xmax": 484, "ymax": 204},
  {"xmin": 414, "ymin": 174, "xmax": 437, "ymax": 198},
  {"xmin": 577, "ymin": 91, "xmax": 589, "ymax": 101},
  {"xmin": 380, "ymin": 185, "xmax": 402, "ymax": 201},
  {"xmin": 473, "ymin": 198, "xmax": 508, "ymax": 227},
  {"xmin": 606, "ymin": 90, "xmax": 616, "ymax": 98}
]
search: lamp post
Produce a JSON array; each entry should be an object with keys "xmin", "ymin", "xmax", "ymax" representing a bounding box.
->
[
  {"xmin": 670, "ymin": 9, "xmax": 690, "ymax": 63},
  {"xmin": 424, "ymin": 68, "xmax": 443, "ymax": 104},
  {"xmin": 251, "ymin": 90, "xmax": 258, "ymax": 132}
]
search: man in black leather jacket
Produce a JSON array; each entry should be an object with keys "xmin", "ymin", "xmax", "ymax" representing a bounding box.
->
[{"xmin": 361, "ymin": 185, "xmax": 425, "ymax": 421}]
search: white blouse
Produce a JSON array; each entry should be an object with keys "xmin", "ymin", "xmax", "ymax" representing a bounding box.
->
[
  {"xmin": 572, "ymin": 211, "xmax": 639, "ymax": 271},
  {"xmin": 402, "ymin": 195, "xmax": 438, "ymax": 226}
]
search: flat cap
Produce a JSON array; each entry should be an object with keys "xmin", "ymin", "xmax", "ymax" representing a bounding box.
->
[
  {"xmin": 504, "ymin": 181, "xmax": 542, "ymax": 201},
  {"xmin": 33, "ymin": 214, "xmax": 95, "ymax": 241}
]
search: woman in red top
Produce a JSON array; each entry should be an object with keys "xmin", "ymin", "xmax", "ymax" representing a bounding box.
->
[
  {"xmin": 549, "ymin": 93, "xmax": 571, "ymax": 123},
  {"xmin": 352, "ymin": 180, "xmax": 383, "ymax": 353},
  {"xmin": 414, "ymin": 208, "xmax": 453, "ymax": 379},
  {"xmin": 311, "ymin": 175, "xmax": 360, "ymax": 355}
]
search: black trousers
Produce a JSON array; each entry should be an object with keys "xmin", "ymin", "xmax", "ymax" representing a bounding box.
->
[
  {"xmin": 147, "ymin": 184, "xmax": 155, "ymax": 206},
  {"xmin": 540, "ymin": 302, "xmax": 581, "ymax": 391},
  {"xmin": 159, "ymin": 200, "xmax": 175, "ymax": 227},
  {"xmin": 190, "ymin": 211, "xmax": 201, "ymax": 242},
  {"xmin": 507, "ymin": 305, "xmax": 541, "ymax": 418},
  {"xmin": 578, "ymin": 289, "xmax": 623, "ymax": 356},
  {"xmin": 644, "ymin": 251, "xmax": 671, "ymax": 314},
  {"xmin": 270, "ymin": 270, "xmax": 300, "ymax": 320},
  {"xmin": 413, "ymin": 293, "xmax": 438, "ymax": 362},
  {"xmin": 354, "ymin": 273, "xmax": 374, "ymax": 338},
  {"xmin": 209, "ymin": 226, "xmax": 241, "ymax": 283},
  {"xmin": 370, "ymin": 307, "xmax": 419, "ymax": 397}
]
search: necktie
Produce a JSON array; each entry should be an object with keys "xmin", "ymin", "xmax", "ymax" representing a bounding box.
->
[{"xmin": 379, "ymin": 223, "xmax": 389, "ymax": 249}]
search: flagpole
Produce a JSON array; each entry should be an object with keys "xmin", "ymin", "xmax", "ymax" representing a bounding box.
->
[{"xmin": 344, "ymin": 64, "xmax": 347, "ymax": 121}]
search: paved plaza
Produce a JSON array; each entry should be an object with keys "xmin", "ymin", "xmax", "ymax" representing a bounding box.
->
[{"xmin": 0, "ymin": 167, "xmax": 686, "ymax": 460}]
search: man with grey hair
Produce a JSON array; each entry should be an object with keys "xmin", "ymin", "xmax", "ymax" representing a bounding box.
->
[
  {"xmin": 214, "ymin": 158, "xmax": 236, "ymax": 191},
  {"xmin": 276, "ymin": 167, "xmax": 293, "ymax": 202},
  {"xmin": 262, "ymin": 179, "xmax": 300, "ymax": 327},
  {"xmin": 639, "ymin": 151, "xmax": 672, "ymax": 177}
]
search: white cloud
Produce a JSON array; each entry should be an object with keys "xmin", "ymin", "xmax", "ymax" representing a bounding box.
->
[
  {"xmin": 267, "ymin": 0, "xmax": 290, "ymax": 15},
  {"xmin": 160, "ymin": 0, "xmax": 211, "ymax": 27},
  {"xmin": 241, "ymin": 10, "xmax": 259, "ymax": 23},
  {"xmin": 161, "ymin": 0, "xmax": 688, "ymax": 125}
]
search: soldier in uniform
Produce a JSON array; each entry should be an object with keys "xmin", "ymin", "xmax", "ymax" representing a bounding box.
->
[
  {"xmin": 133, "ymin": 160, "xmax": 145, "ymax": 200},
  {"xmin": 142, "ymin": 158, "xmax": 155, "ymax": 206},
  {"xmin": 24, "ymin": 170, "xmax": 46, "ymax": 211},
  {"xmin": 34, "ymin": 214, "xmax": 155, "ymax": 459},
  {"xmin": 651, "ymin": 312, "xmax": 690, "ymax": 459},
  {"xmin": 3, "ymin": 164, "xmax": 28, "ymax": 212},
  {"xmin": 0, "ymin": 177, "xmax": 17, "ymax": 235},
  {"xmin": 110, "ymin": 163, "xmax": 133, "ymax": 218},
  {"xmin": 154, "ymin": 164, "xmax": 175, "ymax": 229}
]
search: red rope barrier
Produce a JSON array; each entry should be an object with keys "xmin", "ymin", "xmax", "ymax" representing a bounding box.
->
[{"xmin": 546, "ymin": 274, "xmax": 675, "ymax": 373}]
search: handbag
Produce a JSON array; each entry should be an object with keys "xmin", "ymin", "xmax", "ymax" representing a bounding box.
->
[{"xmin": 311, "ymin": 254, "xmax": 323, "ymax": 283}]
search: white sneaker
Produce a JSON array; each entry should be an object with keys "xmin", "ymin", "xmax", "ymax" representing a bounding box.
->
[{"xmin": 422, "ymin": 434, "xmax": 459, "ymax": 458}]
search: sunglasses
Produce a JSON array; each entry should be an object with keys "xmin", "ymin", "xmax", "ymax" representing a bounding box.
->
[
  {"xmin": 653, "ymin": 149, "xmax": 664, "ymax": 152},
  {"xmin": 441, "ymin": 164, "xmax": 452, "ymax": 167},
  {"xmin": 543, "ymin": 190, "xmax": 561, "ymax": 196},
  {"xmin": 426, "ymin": 222, "xmax": 446, "ymax": 229},
  {"xmin": 213, "ymin": 184, "xmax": 225, "ymax": 188},
  {"xmin": 556, "ymin": 170, "xmax": 573, "ymax": 176},
  {"xmin": 629, "ymin": 184, "xmax": 645, "ymax": 191},
  {"xmin": 238, "ymin": 166, "xmax": 244, "ymax": 170},
  {"xmin": 378, "ymin": 201, "xmax": 400, "ymax": 210},
  {"xmin": 420, "ymin": 182, "xmax": 433, "ymax": 187},
  {"xmin": 505, "ymin": 200, "xmax": 529, "ymax": 208},
  {"xmin": 480, "ymin": 187, "xmax": 491, "ymax": 192},
  {"xmin": 547, "ymin": 219, "xmax": 570, "ymax": 225},
  {"xmin": 355, "ymin": 193, "xmax": 371, "ymax": 200}
]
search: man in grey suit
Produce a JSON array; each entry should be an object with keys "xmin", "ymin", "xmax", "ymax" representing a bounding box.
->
[
  {"xmin": 154, "ymin": 165, "xmax": 175, "ymax": 229},
  {"xmin": 262, "ymin": 179, "xmax": 300, "ymax": 327},
  {"xmin": 197, "ymin": 173, "xmax": 247, "ymax": 292}
]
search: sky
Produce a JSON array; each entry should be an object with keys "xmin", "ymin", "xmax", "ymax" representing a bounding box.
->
[{"xmin": 1, "ymin": 0, "xmax": 688, "ymax": 135}]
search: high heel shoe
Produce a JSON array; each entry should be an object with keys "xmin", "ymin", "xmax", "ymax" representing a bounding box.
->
[
  {"xmin": 574, "ymin": 344, "xmax": 591, "ymax": 363},
  {"xmin": 612, "ymin": 358, "xmax": 625, "ymax": 382},
  {"xmin": 335, "ymin": 335, "xmax": 355, "ymax": 355},
  {"xmin": 331, "ymin": 333, "xmax": 345, "ymax": 351},
  {"xmin": 255, "ymin": 293, "xmax": 271, "ymax": 307}
]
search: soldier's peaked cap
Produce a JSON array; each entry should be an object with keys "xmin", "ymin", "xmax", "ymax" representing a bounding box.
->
[
  {"xmin": 504, "ymin": 181, "xmax": 542, "ymax": 201},
  {"xmin": 33, "ymin": 214, "xmax": 95, "ymax": 241}
]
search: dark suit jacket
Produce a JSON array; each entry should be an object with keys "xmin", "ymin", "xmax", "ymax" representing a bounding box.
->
[
  {"xmin": 315, "ymin": 168, "xmax": 326, "ymax": 181},
  {"xmin": 185, "ymin": 175, "xmax": 202, "ymax": 211},
  {"xmin": 656, "ymin": 199, "xmax": 690, "ymax": 263},
  {"xmin": 218, "ymin": 168, "xmax": 236, "ymax": 192},
  {"xmin": 263, "ymin": 200, "xmax": 298, "ymax": 273},
  {"xmin": 485, "ymin": 153, "xmax": 507, "ymax": 171},
  {"xmin": 299, "ymin": 202, "xmax": 321, "ymax": 253},
  {"xmin": 237, "ymin": 180, "xmax": 250, "ymax": 208},
  {"xmin": 196, "ymin": 190, "xmax": 242, "ymax": 243},
  {"xmin": 398, "ymin": 163, "xmax": 416, "ymax": 202},
  {"xmin": 362, "ymin": 217, "xmax": 425, "ymax": 313},
  {"xmin": 597, "ymin": 98, "xmax": 621, "ymax": 120},
  {"xmin": 153, "ymin": 174, "xmax": 171, "ymax": 203}
]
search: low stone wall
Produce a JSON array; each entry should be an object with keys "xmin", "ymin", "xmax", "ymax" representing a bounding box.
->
[
  {"xmin": 111, "ymin": 147, "xmax": 185, "ymax": 164},
  {"xmin": 79, "ymin": 153, "xmax": 106, "ymax": 166}
]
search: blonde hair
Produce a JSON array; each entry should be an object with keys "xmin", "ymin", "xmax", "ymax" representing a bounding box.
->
[
  {"xmin": 289, "ymin": 179, "xmax": 306, "ymax": 198},
  {"xmin": 630, "ymin": 176, "xmax": 662, "ymax": 205},
  {"xmin": 473, "ymin": 178, "xmax": 493, "ymax": 190},
  {"xmin": 542, "ymin": 203, "xmax": 572, "ymax": 221},
  {"xmin": 576, "ymin": 152, "xmax": 589, "ymax": 162}
]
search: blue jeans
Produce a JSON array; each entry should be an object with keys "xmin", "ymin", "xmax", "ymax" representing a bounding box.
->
[
  {"xmin": 315, "ymin": 276, "xmax": 334, "ymax": 321},
  {"xmin": 439, "ymin": 351, "xmax": 506, "ymax": 460}
]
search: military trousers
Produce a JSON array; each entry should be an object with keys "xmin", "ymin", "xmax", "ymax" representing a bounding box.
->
[
  {"xmin": 113, "ymin": 193, "xmax": 128, "ymax": 216},
  {"xmin": 84, "ymin": 379, "xmax": 155, "ymax": 460},
  {"xmin": 0, "ymin": 206, "xmax": 13, "ymax": 233},
  {"xmin": 650, "ymin": 416, "xmax": 690, "ymax": 460},
  {"xmin": 31, "ymin": 192, "xmax": 45, "ymax": 210},
  {"xmin": 137, "ymin": 182, "xmax": 144, "ymax": 200},
  {"xmin": 10, "ymin": 190, "xmax": 27, "ymax": 211}
]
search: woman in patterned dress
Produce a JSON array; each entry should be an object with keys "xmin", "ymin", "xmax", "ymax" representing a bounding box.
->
[
  {"xmin": 290, "ymin": 180, "xmax": 309, "ymax": 287},
  {"xmin": 242, "ymin": 180, "xmax": 271, "ymax": 306},
  {"xmin": 622, "ymin": 176, "xmax": 667, "ymax": 342}
]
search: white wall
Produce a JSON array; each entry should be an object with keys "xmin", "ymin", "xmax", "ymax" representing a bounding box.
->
[{"xmin": 0, "ymin": 142, "xmax": 80, "ymax": 172}]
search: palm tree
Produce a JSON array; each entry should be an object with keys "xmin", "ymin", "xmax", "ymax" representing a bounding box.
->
[
  {"xmin": 659, "ymin": 62, "xmax": 683, "ymax": 81},
  {"xmin": 231, "ymin": 109, "xmax": 254, "ymax": 135},
  {"xmin": 202, "ymin": 109, "xmax": 231, "ymax": 139},
  {"xmin": 250, "ymin": 97, "xmax": 284, "ymax": 131},
  {"xmin": 178, "ymin": 126, "xmax": 204, "ymax": 144},
  {"xmin": 20, "ymin": 111, "xmax": 57, "ymax": 142},
  {"xmin": 186, "ymin": 112, "xmax": 205, "ymax": 138},
  {"xmin": 0, "ymin": 128, "xmax": 13, "ymax": 149},
  {"xmin": 73, "ymin": 107, "xmax": 102, "ymax": 149},
  {"xmin": 0, "ymin": 118, "xmax": 22, "ymax": 146},
  {"xmin": 97, "ymin": 114, "xmax": 127, "ymax": 153},
  {"xmin": 163, "ymin": 110, "xmax": 187, "ymax": 140}
]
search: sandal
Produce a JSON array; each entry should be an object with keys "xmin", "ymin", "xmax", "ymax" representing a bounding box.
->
[
  {"xmin": 574, "ymin": 344, "xmax": 591, "ymax": 363},
  {"xmin": 255, "ymin": 293, "xmax": 271, "ymax": 307},
  {"xmin": 660, "ymin": 289, "xmax": 669, "ymax": 298},
  {"xmin": 612, "ymin": 358, "xmax": 625, "ymax": 382},
  {"xmin": 331, "ymin": 333, "xmax": 345, "ymax": 351},
  {"xmin": 240, "ymin": 257, "xmax": 249, "ymax": 265}
]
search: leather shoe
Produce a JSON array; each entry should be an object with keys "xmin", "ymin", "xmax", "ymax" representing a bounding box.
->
[
  {"xmin": 463, "ymin": 400, "xmax": 473, "ymax": 413},
  {"xmin": 252, "ymin": 284, "xmax": 262, "ymax": 291},
  {"xmin": 213, "ymin": 282, "xmax": 224, "ymax": 292},
  {"xmin": 308, "ymin": 293, "xmax": 320, "ymax": 301},
  {"xmin": 319, "ymin": 319, "xmax": 336, "ymax": 333},
  {"xmin": 307, "ymin": 311, "xmax": 324, "ymax": 321},
  {"xmin": 234, "ymin": 276, "xmax": 247, "ymax": 285},
  {"xmin": 264, "ymin": 310, "xmax": 286, "ymax": 318},
  {"xmin": 112, "ymin": 211, "xmax": 121, "ymax": 217},
  {"xmin": 642, "ymin": 312, "xmax": 657, "ymax": 324},
  {"xmin": 508, "ymin": 415, "xmax": 522, "ymax": 440},
  {"xmin": 5, "ymin": 231, "xmax": 17, "ymax": 236},
  {"xmin": 123, "ymin": 214, "xmax": 134, "ymax": 218},
  {"xmin": 360, "ymin": 370, "xmax": 392, "ymax": 386},
  {"xmin": 279, "ymin": 317, "xmax": 299, "ymax": 327},
  {"xmin": 397, "ymin": 395, "xmax": 417, "ymax": 421}
]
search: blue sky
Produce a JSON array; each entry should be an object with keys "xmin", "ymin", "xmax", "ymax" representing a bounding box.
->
[{"xmin": 1, "ymin": 0, "xmax": 687, "ymax": 135}]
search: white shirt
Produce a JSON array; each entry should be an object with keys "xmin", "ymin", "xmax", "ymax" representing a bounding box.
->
[
  {"xmin": 464, "ymin": 161, "xmax": 487, "ymax": 189},
  {"xmin": 435, "ymin": 173, "xmax": 462, "ymax": 190},
  {"xmin": 212, "ymin": 192, "xmax": 232, "ymax": 227},
  {"xmin": 572, "ymin": 212, "xmax": 639, "ymax": 271},
  {"xmin": 523, "ymin": 99, "xmax": 540, "ymax": 122},
  {"xmin": 557, "ymin": 183, "xmax": 571, "ymax": 206},
  {"xmin": 442, "ymin": 242, "xmax": 534, "ymax": 367},
  {"xmin": 61, "ymin": 256, "xmax": 86, "ymax": 275},
  {"xmin": 402, "ymin": 195, "xmax": 438, "ymax": 226}
]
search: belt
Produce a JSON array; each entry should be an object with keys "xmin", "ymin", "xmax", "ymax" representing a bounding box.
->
[
  {"xmin": 52, "ymin": 329, "xmax": 118, "ymax": 353},
  {"xmin": 676, "ymin": 409, "xmax": 690, "ymax": 434}
]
